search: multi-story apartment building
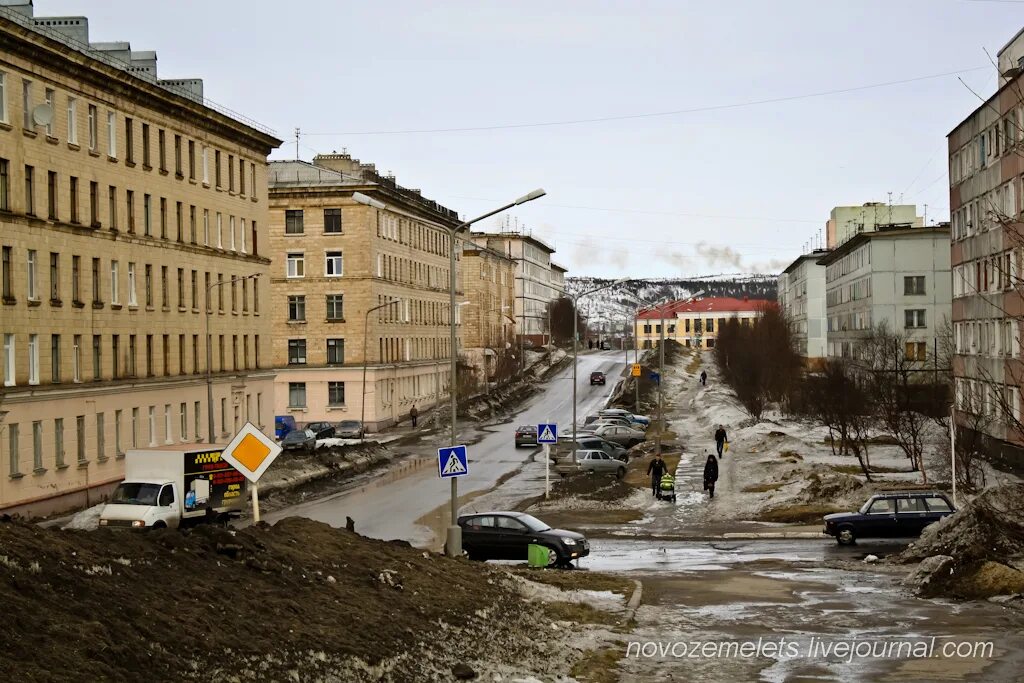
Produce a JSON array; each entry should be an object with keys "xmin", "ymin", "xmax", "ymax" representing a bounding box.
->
[
  {"xmin": 472, "ymin": 231, "xmax": 562, "ymax": 346},
  {"xmin": 826, "ymin": 202, "xmax": 924, "ymax": 249},
  {"xmin": 0, "ymin": 2, "xmax": 281, "ymax": 516},
  {"xmin": 635, "ymin": 297, "xmax": 770, "ymax": 349},
  {"xmin": 778, "ymin": 251, "xmax": 828, "ymax": 361},
  {"xmin": 461, "ymin": 237, "xmax": 516, "ymax": 383},
  {"xmin": 949, "ymin": 26, "xmax": 1024, "ymax": 456},
  {"xmin": 817, "ymin": 226, "xmax": 950, "ymax": 360},
  {"xmin": 268, "ymin": 155, "xmax": 463, "ymax": 431}
]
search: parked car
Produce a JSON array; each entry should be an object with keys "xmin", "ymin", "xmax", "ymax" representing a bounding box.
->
[
  {"xmin": 305, "ymin": 421, "xmax": 336, "ymax": 440},
  {"xmin": 514, "ymin": 425, "xmax": 538, "ymax": 448},
  {"xmin": 589, "ymin": 417, "xmax": 638, "ymax": 430},
  {"xmin": 590, "ymin": 371, "xmax": 606, "ymax": 385},
  {"xmin": 281, "ymin": 428, "xmax": 316, "ymax": 453},
  {"xmin": 458, "ymin": 511, "xmax": 589, "ymax": 567},
  {"xmin": 823, "ymin": 491, "xmax": 956, "ymax": 545},
  {"xmin": 274, "ymin": 415, "xmax": 297, "ymax": 440},
  {"xmin": 599, "ymin": 408, "xmax": 651, "ymax": 427},
  {"xmin": 554, "ymin": 435, "xmax": 628, "ymax": 461},
  {"xmin": 335, "ymin": 420, "xmax": 364, "ymax": 439},
  {"xmin": 555, "ymin": 450, "xmax": 627, "ymax": 478},
  {"xmin": 587, "ymin": 424, "xmax": 646, "ymax": 448}
]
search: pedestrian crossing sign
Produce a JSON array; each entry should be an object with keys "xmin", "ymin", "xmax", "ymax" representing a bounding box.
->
[
  {"xmin": 438, "ymin": 445, "xmax": 469, "ymax": 479},
  {"xmin": 537, "ymin": 423, "xmax": 558, "ymax": 444}
]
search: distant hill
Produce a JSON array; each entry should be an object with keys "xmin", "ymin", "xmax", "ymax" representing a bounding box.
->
[{"xmin": 565, "ymin": 275, "xmax": 777, "ymax": 332}]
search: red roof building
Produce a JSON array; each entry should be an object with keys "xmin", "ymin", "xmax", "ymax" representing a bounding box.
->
[{"xmin": 634, "ymin": 296, "xmax": 775, "ymax": 349}]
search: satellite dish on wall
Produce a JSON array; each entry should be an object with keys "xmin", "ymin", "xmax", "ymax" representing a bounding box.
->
[{"xmin": 31, "ymin": 104, "xmax": 54, "ymax": 127}]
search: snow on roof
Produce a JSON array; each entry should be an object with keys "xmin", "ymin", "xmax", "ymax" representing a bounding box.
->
[{"xmin": 637, "ymin": 296, "xmax": 775, "ymax": 319}]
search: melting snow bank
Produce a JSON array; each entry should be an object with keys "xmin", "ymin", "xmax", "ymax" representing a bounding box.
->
[{"xmin": 893, "ymin": 483, "xmax": 1024, "ymax": 601}]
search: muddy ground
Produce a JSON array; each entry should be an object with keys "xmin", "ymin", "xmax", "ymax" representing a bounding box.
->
[{"xmin": 0, "ymin": 516, "xmax": 628, "ymax": 681}]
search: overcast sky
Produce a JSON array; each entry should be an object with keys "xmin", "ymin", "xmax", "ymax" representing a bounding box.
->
[{"xmin": 37, "ymin": 0, "xmax": 1024, "ymax": 277}]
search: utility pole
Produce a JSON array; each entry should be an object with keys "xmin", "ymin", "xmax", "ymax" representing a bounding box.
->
[{"xmin": 294, "ymin": 127, "xmax": 300, "ymax": 160}]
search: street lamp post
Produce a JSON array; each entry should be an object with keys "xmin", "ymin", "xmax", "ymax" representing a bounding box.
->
[
  {"xmin": 360, "ymin": 299, "xmax": 401, "ymax": 442},
  {"xmin": 571, "ymin": 278, "xmax": 628, "ymax": 464},
  {"xmin": 206, "ymin": 273, "xmax": 261, "ymax": 444},
  {"xmin": 357, "ymin": 189, "xmax": 546, "ymax": 558}
]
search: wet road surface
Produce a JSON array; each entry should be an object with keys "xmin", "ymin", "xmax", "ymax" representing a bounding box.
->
[{"xmin": 263, "ymin": 351, "xmax": 628, "ymax": 546}]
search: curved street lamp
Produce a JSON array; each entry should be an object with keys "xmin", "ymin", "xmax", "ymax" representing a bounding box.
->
[{"xmin": 360, "ymin": 299, "xmax": 401, "ymax": 441}]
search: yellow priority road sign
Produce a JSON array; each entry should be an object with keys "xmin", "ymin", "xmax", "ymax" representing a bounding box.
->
[
  {"xmin": 631, "ymin": 364, "xmax": 642, "ymax": 377},
  {"xmin": 220, "ymin": 422, "xmax": 282, "ymax": 483}
]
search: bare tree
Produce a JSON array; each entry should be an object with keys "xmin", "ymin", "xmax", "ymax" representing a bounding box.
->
[
  {"xmin": 545, "ymin": 297, "xmax": 587, "ymax": 345},
  {"xmin": 806, "ymin": 358, "xmax": 873, "ymax": 480}
]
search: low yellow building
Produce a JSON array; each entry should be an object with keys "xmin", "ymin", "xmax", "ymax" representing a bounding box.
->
[{"xmin": 635, "ymin": 297, "xmax": 770, "ymax": 349}]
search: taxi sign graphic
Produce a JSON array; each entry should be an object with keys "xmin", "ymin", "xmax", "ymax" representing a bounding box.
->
[
  {"xmin": 631, "ymin": 363, "xmax": 642, "ymax": 377},
  {"xmin": 220, "ymin": 422, "xmax": 282, "ymax": 483}
]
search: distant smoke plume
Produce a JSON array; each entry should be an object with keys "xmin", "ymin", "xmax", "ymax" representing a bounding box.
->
[{"xmin": 695, "ymin": 242, "xmax": 745, "ymax": 271}]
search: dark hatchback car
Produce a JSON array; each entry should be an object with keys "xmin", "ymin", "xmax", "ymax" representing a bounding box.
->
[
  {"xmin": 590, "ymin": 371, "xmax": 606, "ymax": 385},
  {"xmin": 458, "ymin": 511, "xmax": 589, "ymax": 567},
  {"xmin": 514, "ymin": 425, "xmax": 538, "ymax": 448},
  {"xmin": 305, "ymin": 421, "xmax": 336, "ymax": 440},
  {"xmin": 823, "ymin": 492, "xmax": 956, "ymax": 545}
]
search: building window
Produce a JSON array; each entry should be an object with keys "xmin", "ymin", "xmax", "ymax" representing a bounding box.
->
[
  {"xmin": 180, "ymin": 402, "xmax": 187, "ymax": 441},
  {"xmin": 286, "ymin": 252, "xmax": 305, "ymax": 278},
  {"xmin": 115, "ymin": 409, "xmax": 123, "ymax": 455},
  {"xmin": 288, "ymin": 295, "xmax": 306, "ymax": 321},
  {"xmin": 87, "ymin": 104, "xmax": 97, "ymax": 151},
  {"xmin": 143, "ymin": 194, "xmax": 152, "ymax": 235},
  {"xmin": 288, "ymin": 339, "xmax": 307, "ymax": 365},
  {"xmin": 328, "ymin": 381, "xmax": 346, "ymax": 406},
  {"xmin": 26, "ymin": 249, "xmax": 37, "ymax": 300},
  {"xmin": 21, "ymin": 79, "xmax": 31, "ymax": 129},
  {"xmin": 92, "ymin": 334, "xmax": 101, "ymax": 380},
  {"xmin": 49, "ymin": 252, "xmax": 59, "ymax": 302},
  {"xmin": 51, "ymin": 334, "xmax": 60, "ymax": 383},
  {"xmin": 177, "ymin": 268, "xmax": 185, "ymax": 308},
  {"xmin": 69, "ymin": 176, "xmax": 79, "ymax": 223},
  {"xmin": 2, "ymin": 246, "xmax": 11, "ymax": 300},
  {"xmin": 106, "ymin": 110, "xmax": 116, "ymax": 157},
  {"xmin": 229, "ymin": 215, "xmax": 236, "ymax": 250},
  {"xmin": 158, "ymin": 129, "xmax": 166, "ymax": 171},
  {"xmin": 126, "ymin": 189, "xmax": 135, "ymax": 232},
  {"xmin": 326, "ymin": 294, "xmax": 344, "ymax": 321},
  {"xmin": 325, "ymin": 251, "xmax": 343, "ymax": 276},
  {"xmin": 164, "ymin": 404, "xmax": 172, "ymax": 443},
  {"xmin": 174, "ymin": 134, "xmax": 182, "ymax": 176},
  {"xmin": 8, "ymin": 423, "xmax": 18, "ymax": 476},
  {"xmin": 288, "ymin": 382, "xmax": 307, "ymax": 408},
  {"xmin": 110, "ymin": 261, "xmax": 120, "ymax": 305},
  {"xmin": 108, "ymin": 186, "xmax": 117, "ymax": 230},
  {"xmin": 89, "ymin": 181, "xmax": 99, "ymax": 225},
  {"xmin": 91, "ymin": 257, "xmax": 101, "ymax": 304},
  {"xmin": 148, "ymin": 406, "xmax": 156, "ymax": 446},
  {"xmin": 43, "ymin": 87, "xmax": 54, "ymax": 136},
  {"xmin": 27, "ymin": 333, "xmax": 39, "ymax": 385},
  {"xmin": 0, "ymin": 71, "xmax": 7, "ymax": 124},
  {"xmin": 228, "ymin": 154, "xmax": 234, "ymax": 191},
  {"xmin": 72, "ymin": 335, "xmax": 81, "ymax": 382},
  {"xmin": 202, "ymin": 145, "xmax": 209, "ymax": 183},
  {"xmin": 111, "ymin": 335, "xmax": 120, "ymax": 378},
  {"xmin": 324, "ymin": 208, "xmax": 342, "ymax": 233},
  {"xmin": 127, "ymin": 262, "xmax": 137, "ymax": 306},
  {"xmin": 55, "ymin": 418, "xmax": 65, "ymax": 467},
  {"xmin": 216, "ymin": 213, "xmax": 223, "ymax": 248},
  {"xmin": 71, "ymin": 255, "xmax": 81, "ymax": 304},
  {"xmin": 904, "ymin": 309, "xmax": 926, "ymax": 329},
  {"xmin": 160, "ymin": 197, "xmax": 167, "ymax": 238},
  {"xmin": 144, "ymin": 264, "xmax": 152, "ymax": 307},
  {"xmin": 904, "ymin": 276, "xmax": 926, "ymax": 295},
  {"xmin": 47, "ymin": 170, "xmax": 57, "ymax": 219},
  {"xmin": 203, "ymin": 209, "xmax": 210, "ymax": 245},
  {"xmin": 214, "ymin": 150, "xmax": 221, "ymax": 187},
  {"xmin": 0, "ymin": 158, "xmax": 8, "ymax": 211},
  {"xmin": 96, "ymin": 412, "xmax": 105, "ymax": 460},
  {"xmin": 141, "ymin": 122, "xmax": 150, "ymax": 166},
  {"xmin": 24, "ymin": 164, "xmax": 34, "ymax": 216},
  {"xmin": 176, "ymin": 202, "xmax": 184, "ymax": 241},
  {"xmin": 32, "ymin": 421, "xmax": 43, "ymax": 471},
  {"xmin": 905, "ymin": 341, "xmax": 927, "ymax": 361},
  {"xmin": 188, "ymin": 140, "xmax": 195, "ymax": 180},
  {"xmin": 327, "ymin": 338, "xmax": 345, "ymax": 365},
  {"xmin": 2, "ymin": 333, "xmax": 13, "ymax": 386},
  {"xmin": 124, "ymin": 118, "xmax": 134, "ymax": 163},
  {"xmin": 285, "ymin": 209, "xmax": 304, "ymax": 234}
]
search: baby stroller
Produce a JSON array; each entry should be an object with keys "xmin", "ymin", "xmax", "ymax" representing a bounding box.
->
[{"xmin": 656, "ymin": 474, "xmax": 677, "ymax": 503}]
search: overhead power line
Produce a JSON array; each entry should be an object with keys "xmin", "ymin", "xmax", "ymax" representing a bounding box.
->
[{"xmin": 306, "ymin": 66, "xmax": 988, "ymax": 136}]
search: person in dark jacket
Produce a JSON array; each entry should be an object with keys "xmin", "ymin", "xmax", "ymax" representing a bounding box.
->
[
  {"xmin": 700, "ymin": 370, "xmax": 707, "ymax": 386},
  {"xmin": 647, "ymin": 455, "xmax": 668, "ymax": 496},
  {"xmin": 714, "ymin": 425, "xmax": 728, "ymax": 457},
  {"xmin": 410, "ymin": 405, "xmax": 418, "ymax": 428},
  {"xmin": 703, "ymin": 453, "xmax": 719, "ymax": 498}
]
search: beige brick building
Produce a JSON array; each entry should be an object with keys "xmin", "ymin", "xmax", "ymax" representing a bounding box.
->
[
  {"xmin": 0, "ymin": 3, "xmax": 281, "ymax": 516},
  {"xmin": 461, "ymin": 237, "xmax": 516, "ymax": 383},
  {"xmin": 268, "ymin": 155, "xmax": 464, "ymax": 431}
]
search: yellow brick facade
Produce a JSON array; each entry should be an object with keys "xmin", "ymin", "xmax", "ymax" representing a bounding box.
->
[
  {"xmin": 461, "ymin": 240, "xmax": 516, "ymax": 380},
  {"xmin": 0, "ymin": 15, "xmax": 281, "ymax": 515},
  {"xmin": 268, "ymin": 157, "xmax": 464, "ymax": 430}
]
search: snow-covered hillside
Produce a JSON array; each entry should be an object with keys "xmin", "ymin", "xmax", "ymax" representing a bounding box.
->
[{"xmin": 565, "ymin": 275, "xmax": 777, "ymax": 332}]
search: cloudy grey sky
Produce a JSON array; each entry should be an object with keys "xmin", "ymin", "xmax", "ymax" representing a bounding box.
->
[{"xmin": 39, "ymin": 0, "xmax": 1024, "ymax": 277}]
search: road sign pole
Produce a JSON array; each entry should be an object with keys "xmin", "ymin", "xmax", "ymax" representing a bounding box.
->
[
  {"xmin": 544, "ymin": 443, "xmax": 550, "ymax": 499},
  {"xmin": 251, "ymin": 481, "xmax": 260, "ymax": 523}
]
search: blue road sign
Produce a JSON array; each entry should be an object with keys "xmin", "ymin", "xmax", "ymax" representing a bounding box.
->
[
  {"xmin": 537, "ymin": 423, "xmax": 558, "ymax": 444},
  {"xmin": 649, "ymin": 371, "xmax": 661, "ymax": 385},
  {"xmin": 438, "ymin": 445, "xmax": 469, "ymax": 479}
]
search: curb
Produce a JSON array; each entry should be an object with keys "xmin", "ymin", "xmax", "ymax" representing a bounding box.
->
[
  {"xmin": 624, "ymin": 579, "xmax": 643, "ymax": 621},
  {"xmin": 721, "ymin": 532, "xmax": 823, "ymax": 540}
]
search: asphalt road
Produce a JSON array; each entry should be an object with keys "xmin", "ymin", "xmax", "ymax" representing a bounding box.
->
[{"xmin": 263, "ymin": 350, "xmax": 629, "ymax": 546}]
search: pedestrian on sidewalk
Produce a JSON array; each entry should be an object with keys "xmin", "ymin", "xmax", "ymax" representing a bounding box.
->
[
  {"xmin": 409, "ymin": 405, "xmax": 418, "ymax": 428},
  {"xmin": 703, "ymin": 452, "xmax": 719, "ymax": 499},
  {"xmin": 699, "ymin": 370, "xmax": 707, "ymax": 386},
  {"xmin": 647, "ymin": 454, "xmax": 668, "ymax": 497},
  {"xmin": 714, "ymin": 425, "xmax": 728, "ymax": 457}
]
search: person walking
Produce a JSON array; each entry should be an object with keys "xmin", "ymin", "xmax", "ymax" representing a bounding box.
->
[
  {"xmin": 409, "ymin": 405, "xmax": 418, "ymax": 428},
  {"xmin": 647, "ymin": 454, "xmax": 668, "ymax": 497},
  {"xmin": 703, "ymin": 452, "xmax": 719, "ymax": 498},
  {"xmin": 699, "ymin": 370, "xmax": 707, "ymax": 386},
  {"xmin": 714, "ymin": 425, "xmax": 728, "ymax": 457}
]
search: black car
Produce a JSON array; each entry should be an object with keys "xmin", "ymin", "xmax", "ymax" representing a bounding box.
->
[
  {"xmin": 281, "ymin": 428, "xmax": 316, "ymax": 453},
  {"xmin": 514, "ymin": 425, "xmax": 538, "ymax": 448},
  {"xmin": 459, "ymin": 511, "xmax": 589, "ymax": 567},
  {"xmin": 305, "ymin": 421, "xmax": 336, "ymax": 439},
  {"xmin": 590, "ymin": 371, "xmax": 606, "ymax": 385},
  {"xmin": 823, "ymin": 492, "xmax": 956, "ymax": 545}
]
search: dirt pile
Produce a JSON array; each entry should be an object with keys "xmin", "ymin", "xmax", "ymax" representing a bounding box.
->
[
  {"xmin": 0, "ymin": 516, "xmax": 552, "ymax": 681},
  {"xmin": 551, "ymin": 472, "xmax": 634, "ymax": 503},
  {"xmin": 895, "ymin": 484, "xmax": 1024, "ymax": 599}
]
